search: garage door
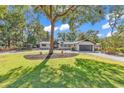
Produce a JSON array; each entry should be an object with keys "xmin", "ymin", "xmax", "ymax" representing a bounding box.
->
[{"xmin": 79, "ymin": 45, "xmax": 93, "ymax": 51}]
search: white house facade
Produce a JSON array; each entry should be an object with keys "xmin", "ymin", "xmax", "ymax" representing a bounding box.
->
[
  {"xmin": 40, "ymin": 42, "xmax": 50, "ymax": 49},
  {"xmin": 40, "ymin": 40, "xmax": 95, "ymax": 52}
]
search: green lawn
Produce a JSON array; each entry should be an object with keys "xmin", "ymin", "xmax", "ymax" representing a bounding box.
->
[{"xmin": 0, "ymin": 50, "xmax": 124, "ymax": 88}]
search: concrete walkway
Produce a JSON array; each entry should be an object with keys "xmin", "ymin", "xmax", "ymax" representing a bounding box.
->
[{"xmin": 87, "ymin": 52, "xmax": 124, "ymax": 62}]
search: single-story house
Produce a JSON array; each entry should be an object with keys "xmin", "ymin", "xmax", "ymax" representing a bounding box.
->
[
  {"xmin": 57, "ymin": 41, "xmax": 75, "ymax": 50},
  {"xmin": 40, "ymin": 40, "xmax": 95, "ymax": 52},
  {"xmin": 40, "ymin": 41, "xmax": 50, "ymax": 50}
]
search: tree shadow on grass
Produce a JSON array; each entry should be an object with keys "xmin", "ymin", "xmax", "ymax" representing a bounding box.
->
[
  {"xmin": 0, "ymin": 66, "xmax": 23, "ymax": 83},
  {"xmin": 5, "ymin": 54, "xmax": 53, "ymax": 88},
  {"xmin": 59, "ymin": 59, "xmax": 124, "ymax": 87},
  {"xmin": 0, "ymin": 57, "xmax": 124, "ymax": 88}
]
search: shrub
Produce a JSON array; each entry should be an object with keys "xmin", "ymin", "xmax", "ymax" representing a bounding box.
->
[
  {"xmin": 71, "ymin": 46, "xmax": 76, "ymax": 51},
  {"xmin": 40, "ymin": 51, "xmax": 42, "ymax": 55},
  {"xmin": 105, "ymin": 47, "xmax": 117, "ymax": 55},
  {"xmin": 61, "ymin": 50, "xmax": 64, "ymax": 54},
  {"xmin": 116, "ymin": 48, "xmax": 124, "ymax": 53}
]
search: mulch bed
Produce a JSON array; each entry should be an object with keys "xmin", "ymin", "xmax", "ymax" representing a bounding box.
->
[{"xmin": 24, "ymin": 53, "xmax": 78, "ymax": 60}]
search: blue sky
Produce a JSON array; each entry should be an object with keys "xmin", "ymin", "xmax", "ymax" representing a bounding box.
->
[{"xmin": 37, "ymin": 13, "xmax": 112, "ymax": 38}]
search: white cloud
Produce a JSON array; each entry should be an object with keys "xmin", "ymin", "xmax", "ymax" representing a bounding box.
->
[
  {"xmin": 106, "ymin": 13, "xmax": 124, "ymax": 20},
  {"xmin": 102, "ymin": 22, "xmax": 110, "ymax": 29},
  {"xmin": 59, "ymin": 24, "xmax": 70, "ymax": 31},
  {"xmin": 106, "ymin": 31, "xmax": 111, "ymax": 37},
  {"xmin": 103, "ymin": 13, "xmax": 124, "ymax": 30},
  {"xmin": 113, "ymin": 30, "xmax": 117, "ymax": 35},
  {"xmin": 44, "ymin": 24, "xmax": 70, "ymax": 32},
  {"xmin": 44, "ymin": 25, "xmax": 58, "ymax": 32},
  {"xmin": 121, "ymin": 15, "xmax": 124, "ymax": 19},
  {"xmin": 105, "ymin": 13, "xmax": 118, "ymax": 21},
  {"xmin": 106, "ymin": 30, "xmax": 117, "ymax": 37},
  {"xmin": 97, "ymin": 34, "xmax": 102, "ymax": 37},
  {"xmin": 105, "ymin": 14, "xmax": 110, "ymax": 20}
]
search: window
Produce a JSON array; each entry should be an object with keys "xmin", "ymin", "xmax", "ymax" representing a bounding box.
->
[
  {"xmin": 42, "ymin": 44, "xmax": 46, "ymax": 46},
  {"xmin": 68, "ymin": 45, "xmax": 71, "ymax": 47},
  {"xmin": 64, "ymin": 44, "xmax": 67, "ymax": 47}
]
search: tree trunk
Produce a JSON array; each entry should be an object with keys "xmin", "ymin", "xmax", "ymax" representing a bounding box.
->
[
  {"xmin": 49, "ymin": 22, "xmax": 54, "ymax": 54},
  {"xmin": 7, "ymin": 39, "xmax": 11, "ymax": 48}
]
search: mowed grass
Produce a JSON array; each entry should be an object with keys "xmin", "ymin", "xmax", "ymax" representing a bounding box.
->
[{"xmin": 0, "ymin": 50, "xmax": 124, "ymax": 88}]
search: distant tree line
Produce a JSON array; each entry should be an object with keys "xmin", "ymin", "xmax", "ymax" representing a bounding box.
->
[
  {"xmin": 101, "ymin": 25, "xmax": 124, "ymax": 55},
  {"xmin": 0, "ymin": 6, "xmax": 48, "ymax": 50},
  {"xmin": 57, "ymin": 30, "xmax": 99, "ymax": 43}
]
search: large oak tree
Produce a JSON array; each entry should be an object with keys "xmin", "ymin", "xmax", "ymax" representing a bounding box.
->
[{"xmin": 34, "ymin": 5, "xmax": 104, "ymax": 54}]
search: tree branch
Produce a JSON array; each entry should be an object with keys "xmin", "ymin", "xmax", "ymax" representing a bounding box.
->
[
  {"xmin": 37, "ymin": 5, "xmax": 51, "ymax": 20},
  {"xmin": 50, "ymin": 5, "xmax": 53, "ymax": 22},
  {"xmin": 53, "ymin": 5, "xmax": 77, "ymax": 22}
]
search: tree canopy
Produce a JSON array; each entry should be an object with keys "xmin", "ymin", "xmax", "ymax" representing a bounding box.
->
[
  {"xmin": 35, "ymin": 5, "xmax": 104, "ymax": 54},
  {"xmin": 0, "ymin": 6, "xmax": 47, "ymax": 49},
  {"xmin": 107, "ymin": 6, "xmax": 124, "ymax": 34}
]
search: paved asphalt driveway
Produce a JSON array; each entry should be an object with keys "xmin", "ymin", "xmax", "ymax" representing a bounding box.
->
[
  {"xmin": 65, "ymin": 50, "xmax": 124, "ymax": 62},
  {"xmin": 63, "ymin": 50, "xmax": 124, "ymax": 62},
  {"xmin": 86, "ymin": 52, "xmax": 124, "ymax": 62}
]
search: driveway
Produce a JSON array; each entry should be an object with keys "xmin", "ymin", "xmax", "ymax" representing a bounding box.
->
[
  {"xmin": 64, "ymin": 50, "xmax": 124, "ymax": 62},
  {"xmin": 0, "ymin": 50, "xmax": 124, "ymax": 62},
  {"xmin": 86, "ymin": 52, "xmax": 124, "ymax": 62}
]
